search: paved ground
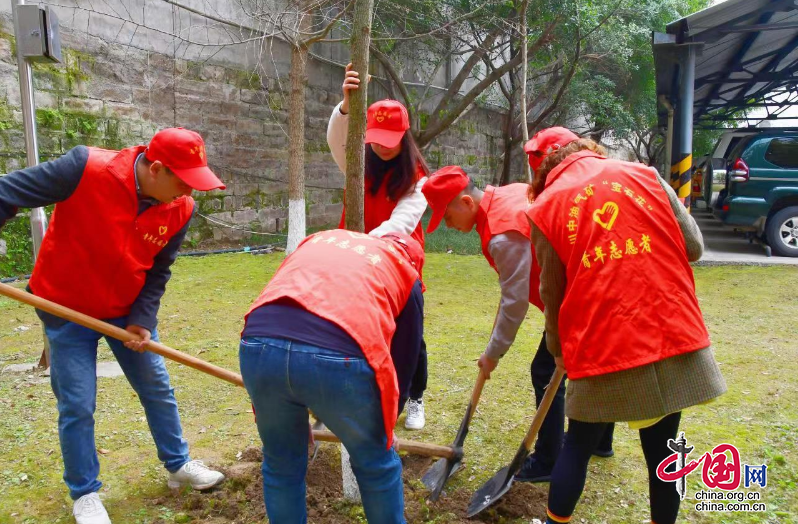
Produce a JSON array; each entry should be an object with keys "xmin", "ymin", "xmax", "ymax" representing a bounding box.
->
[
  {"xmin": 2, "ymin": 360, "xmax": 124, "ymax": 377},
  {"xmin": 693, "ymin": 200, "xmax": 798, "ymax": 266}
]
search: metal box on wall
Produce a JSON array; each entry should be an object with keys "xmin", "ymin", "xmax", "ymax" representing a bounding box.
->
[{"xmin": 16, "ymin": 5, "xmax": 62, "ymax": 63}]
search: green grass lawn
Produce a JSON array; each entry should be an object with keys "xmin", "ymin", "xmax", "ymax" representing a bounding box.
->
[{"xmin": 0, "ymin": 254, "xmax": 796, "ymax": 523}]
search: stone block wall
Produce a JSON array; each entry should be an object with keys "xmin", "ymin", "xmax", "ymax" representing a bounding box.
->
[{"xmin": 0, "ymin": 8, "xmax": 511, "ymax": 246}]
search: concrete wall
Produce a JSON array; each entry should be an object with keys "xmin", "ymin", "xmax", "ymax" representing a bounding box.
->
[{"xmin": 0, "ymin": 1, "xmax": 515, "ymax": 244}]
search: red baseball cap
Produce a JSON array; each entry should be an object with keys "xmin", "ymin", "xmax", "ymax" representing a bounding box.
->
[
  {"xmin": 365, "ymin": 100, "xmax": 410, "ymax": 149},
  {"xmin": 421, "ymin": 166, "xmax": 469, "ymax": 233},
  {"xmin": 145, "ymin": 128, "xmax": 225, "ymax": 191},
  {"xmin": 523, "ymin": 127, "xmax": 580, "ymax": 171},
  {"xmin": 383, "ymin": 232, "xmax": 425, "ymax": 275}
]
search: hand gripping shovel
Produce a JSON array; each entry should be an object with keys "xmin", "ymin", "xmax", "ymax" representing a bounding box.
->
[
  {"xmin": 466, "ymin": 366, "xmax": 565, "ymax": 517},
  {"xmin": 0, "ymin": 283, "xmax": 458, "ymax": 459},
  {"xmin": 421, "ymin": 370, "xmax": 487, "ymax": 500}
]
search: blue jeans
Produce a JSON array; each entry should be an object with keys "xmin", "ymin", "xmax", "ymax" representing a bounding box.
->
[
  {"xmin": 46, "ymin": 317, "xmax": 190, "ymax": 500},
  {"xmin": 239, "ymin": 336, "xmax": 405, "ymax": 524}
]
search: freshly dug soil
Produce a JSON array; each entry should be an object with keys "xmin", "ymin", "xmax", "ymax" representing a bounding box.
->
[{"xmin": 147, "ymin": 446, "xmax": 547, "ymax": 523}]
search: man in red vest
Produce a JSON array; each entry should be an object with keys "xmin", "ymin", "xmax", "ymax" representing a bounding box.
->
[
  {"xmin": 0, "ymin": 129, "xmax": 226, "ymax": 524},
  {"xmin": 241, "ymin": 230, "xmax": 425, "ymax": 524},
  {"xmin": 421, "ymin": 165, "xmax": 614, "ymax": 484}
]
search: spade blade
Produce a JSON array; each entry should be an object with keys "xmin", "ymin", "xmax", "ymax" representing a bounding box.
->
[
  {"xmin": 466, "ymin": 466, "xmax": 514, "ymax": 518},
  {"xmin": 421, "ymin": 371, "xmax": 487, "ymax": 500},
  {"xmin": 421, "ymin": 455, "xmax": 463, "ymax": 501}
]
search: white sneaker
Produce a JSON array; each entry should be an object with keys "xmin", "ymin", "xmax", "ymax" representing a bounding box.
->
[
  {"xmin": 167, "ymin": 460, "xmax": 225, "ymax": 490},
  {"xmin": 405, "ymin": 399, "xmax": 426, "ymax": 430},
  {"xmin": 73, "ymin": 492, "xmax": 111, "ymax": 524}
]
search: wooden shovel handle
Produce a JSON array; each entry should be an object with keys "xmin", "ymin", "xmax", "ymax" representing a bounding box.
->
[
  {"xmin": 521, "ymin": 366, "xmax": 566, "ymax": 450},
  {"xmin": 0, "ymin": 282, "xmax": 244, "ymax": 388},
  {"xmin": 312, "ymin": 429, "xmax": 456, "ymax": 459},
  {"xmin": 0, "ymin": 282, "xmax": 457, "ymax": 459},
  {"xmin": 465, "ymin": 369, "xmax": 487, "ymax": 425}
]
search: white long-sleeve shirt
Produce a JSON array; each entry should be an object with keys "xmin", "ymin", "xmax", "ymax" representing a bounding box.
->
[{"xmin": 327, "ymin": 102, "xmax": 428, "ymax": 237}]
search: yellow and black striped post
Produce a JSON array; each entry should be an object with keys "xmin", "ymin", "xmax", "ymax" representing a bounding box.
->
[{"xmin": 671, "ymin": 153, "xmax": 693, "ymax": 208}]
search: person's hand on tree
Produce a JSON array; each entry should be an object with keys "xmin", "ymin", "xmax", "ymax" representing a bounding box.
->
[
  {"xmin": 124, "ymin": 325, "xmax": 151, "ymax": 353},
  {"xmin": 340, "ymin": 63, "xmax": 370, "ymax": 115},
  {"xmin": 477, "ymin": 352, "xmax": 499, "ymax": 379}
]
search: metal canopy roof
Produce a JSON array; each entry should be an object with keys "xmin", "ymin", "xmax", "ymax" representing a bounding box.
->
[{"xmin": 654, "ymin": 0, "xmax": 798, "ymax": 129}]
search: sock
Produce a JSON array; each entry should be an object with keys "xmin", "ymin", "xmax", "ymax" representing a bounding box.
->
[{"xmin": 546, "ymin": 508, "xmax": 571, "ymax": 523}]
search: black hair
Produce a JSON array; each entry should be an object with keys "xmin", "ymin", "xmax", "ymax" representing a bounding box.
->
[{"xmin": 365, "ymin": 133, "xmax": 430, "ymax": 201}]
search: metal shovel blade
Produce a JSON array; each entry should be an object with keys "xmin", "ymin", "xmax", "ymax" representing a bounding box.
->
[
  {"xmin": 466, "ymin": 368, "xmax": 565, "ymax": 518},
  {"xmin": 466, "ymin": 465, "xmax": 514, "ymax": 517},
  {"xmin": 421, "ymin": 371, "xmax": 487, "ymax": 500},
  {"xmin": 421, "ymin": 455, "xmax": 462, "ymax": 500},
  {"xmin": 421, "ymin": 407, "xmax": 470, "ymax": 498}
]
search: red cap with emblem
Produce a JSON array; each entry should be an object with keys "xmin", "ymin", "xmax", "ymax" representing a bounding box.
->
[
  {"xmin": 145, "ymin": 128, "xmax": 225, "ymax": 191},
  {"xmin": 523, "ymin": 127, "xmax": 580, "ymax": 172},
  {"xmin": 365, "ymin": 100, "xmax": 411, "ymax": 149},
  {"xmin": 421, "ymin": 166, "xmax": 470, "ymax": 233}
]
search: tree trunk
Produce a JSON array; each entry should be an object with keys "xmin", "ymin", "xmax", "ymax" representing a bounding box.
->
[
  {"xmin": 519, "ymin": 0, "xmax": 531, "ymax": 182},
  {"xmin": 286, "ymin": 43, "xmax": 309, "ymax": 253},
  {"xmin": 344, "ymin": 0, "xmax": 375, "ymax": 232},
  {"xmin": 499, "ymin": 94, "xmax": 516, "ymax": 186}
]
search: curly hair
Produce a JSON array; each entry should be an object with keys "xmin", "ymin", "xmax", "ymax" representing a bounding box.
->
[{"xmin": 529, "ymin": 138, "xmax": 607, "ymax": 200}]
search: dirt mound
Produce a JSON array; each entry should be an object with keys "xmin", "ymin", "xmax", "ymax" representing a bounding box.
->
[{"xmin": 147, "ymin": 446, "xmax": 547, "ymax": 523}]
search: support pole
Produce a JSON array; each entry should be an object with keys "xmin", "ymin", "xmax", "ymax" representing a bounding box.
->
[
  {"xmin": 671, "ymin": 45, "xmax": 697, "ymax": 210},
  {"xmin": 11, "ymin": 0, "xmax": 50, "ymax": 369},
  {"xmin": 670, "ymin": 100, "xmax": 681, "ymax": 197},
  {"xmin": 659, "ymin": 95, "xmax": 674, "ymax": 179}
]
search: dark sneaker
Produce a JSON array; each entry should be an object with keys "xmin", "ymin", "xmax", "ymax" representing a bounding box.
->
[{"xmin": 514, "ymin": 455, "xmax": 552, "ymax": 483}]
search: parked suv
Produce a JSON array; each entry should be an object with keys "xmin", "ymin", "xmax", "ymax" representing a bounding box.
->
[
  {"xmin": 702, "ymin": 129, "xmax": 761, "ymax": 206},
  {"xmin": 716, "ymin": 131, "xmax": 798, "ymax": 257}
]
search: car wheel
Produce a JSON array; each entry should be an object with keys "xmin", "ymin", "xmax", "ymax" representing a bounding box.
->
[{"xmin": 766, "ymin": 206, "xmax": 798, "ymax": 257}]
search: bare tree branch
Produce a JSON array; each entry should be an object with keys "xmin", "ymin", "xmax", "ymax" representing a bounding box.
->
[
  {"xmin": 527, "ymin": 34, "xmax": 580, "ymax": 132},
  {"xmin": 417, "ymin": 21, "xmax": 559, "ymax": 147},
  {"xmin": 303, "ymin": 0, "xmax": 355, "ymax": 45},
  {"xmin": 371, "ymin": 45, "xmax": 413, "ymax": 111},
  {"xmin": 321, "ymin": 1, "xmax": 490, "ymax": 43}
]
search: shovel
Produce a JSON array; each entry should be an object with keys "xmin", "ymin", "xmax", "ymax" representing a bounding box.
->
[
  {"xmin": 421, "ymin": 370, "xmax": 487, "ymax": 500},
  {"xmin": 466, "ymin": 366, "xmax": 565, "ymax": 517},
  {"xmin": 0, "ymin": 282, "xmax": 458, "ymax": 459},
  {"xmin": 0, "ymin": 282, "xmax": 244, "ymax": 386}
]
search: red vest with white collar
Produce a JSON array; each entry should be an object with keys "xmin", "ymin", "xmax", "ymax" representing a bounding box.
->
[{"xmin": 29, "ymin": 146, "xmax": 194, "ymax": 319}]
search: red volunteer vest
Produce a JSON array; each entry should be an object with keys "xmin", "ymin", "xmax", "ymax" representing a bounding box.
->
[
  {"xmin": 245, "ymin": 229, "xmax": 419, "ymax": 447},
  {"xmin": 474, "ymin": 183, "xmax": 544, "ymax": 311},
  {"xmin": 339, "ymin": 165, "xmax": 425, "ymax": 249},
  {"xmin": 29, "ymin": 146, "xmax": 195, "ymax": 320},
  {"xmin": 526, "ymin": 151, "xmax": 710, "ymax": 379}
]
